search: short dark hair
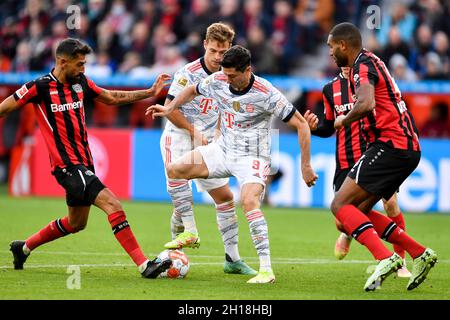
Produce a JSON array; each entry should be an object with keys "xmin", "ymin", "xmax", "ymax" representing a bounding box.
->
[
  {"xmin": 329, "ymin": 22, "xmax": 362, "ymax": 49},
  {"xmin": 56, "ymin": 38, "xmax": 92, "ymax": 58},
  {"xmin": 221, "ymin": 45, "xmax": 251, "ymax": 72}
]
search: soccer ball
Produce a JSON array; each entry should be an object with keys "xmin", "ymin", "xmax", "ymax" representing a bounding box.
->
[{"xmin": 157, "ymin": 249, "xmax": 190, "ymax": 279}]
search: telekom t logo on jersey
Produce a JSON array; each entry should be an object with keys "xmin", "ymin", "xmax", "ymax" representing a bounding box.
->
[
  {"xmin": 199, "ymin": 98, "xmax": 214, "ymax": 114},
  {"xmin": 224, "ymin": 111, "xmax": 235, "ymax": 128}
]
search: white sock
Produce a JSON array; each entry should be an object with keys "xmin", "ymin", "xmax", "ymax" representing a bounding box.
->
[
  {"xmin": 216, "ymin": 200, "xmax": 240, "ymax": 262},
  {"xmin": 167, "ymin": 179, "xmax": 197, "ymax": 234},
  {"xmin": 245, "ymin": 209, "xmax": 271, "ymax": 271},
  {"xmin": 170, "ymin": 210, "xmax": 184, "ymax": 240},
  {"xmin": 23, "ymin": 243, "xmax": 31, "ymax": 255},
  {"xmin": 138, "ymin": 259, "xmax": 150, "ymax": 273}
]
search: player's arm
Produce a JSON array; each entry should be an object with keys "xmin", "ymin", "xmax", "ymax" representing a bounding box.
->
[
  {"xmin": 95, "ymin": 73, "xmax": 171, "ymax": 105},
  {"xmin": 146, "ymin": 84, "xmax": 199, "ymax": 118},
  {"xmin": 164, "ymin": 97, "xmax": 208, "ymax": 146},
  {"xmin": 286, "ymin": 110, "xmax": 319, "ymax": 187},
  {"xmin": 0, "ymin": 96, "xmax": 21, "ymax": 118},
  {"xmin": 335, "ymin": 83, "xmax": 375, "ymax": 129}
]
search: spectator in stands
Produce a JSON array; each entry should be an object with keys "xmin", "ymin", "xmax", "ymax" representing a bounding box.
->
[
  {"xmin": 128, "ymin": 20, "xmax": 153, "ymax": 65},
  {"xmin": 11, "ymin": 41, "xmax": 32, "ymax": 72},
  {"xmin": 421, "ymin": 102, "xmax": 450, "ymax": 138},
  {"xmin": 243, "ymin": 0, "xmax": 272, "ymax": 37},
  {"xmin": 295, "ymin": 0, "xmax": 334, "ymax": 53},
  {"xmin": 270, "ymin": 0, "xmax": 300, "ymax": 74},
  {"xmin": 183, "ymin": 0, "xmax": 218, "ymax": 36},
  {"xmin": 424, "ymin": 51, "xmax": 448, "ymax": 80},
  {"xmin": 377, "ymin": 2, "xmax": 416, "ymax": 47},
  {"xmin": 381, "ymin": 26, "xmax": 411, "ymax": 67},
  {"xmin": 218, "ymin": 0, "xmax": 244, "ymax": 40},
  {"xmin": 95, "ymin": 20, "xmax": 125, "ymax": 66},
  {"xmin": 104, "ymin": 0, "xmax": 134, "ymax": 47},
  {"xmin": 133, "ymin": 0, "xmax": 158, "ymax": 36},
  {"xmin": 147, "ymin": 45, "xmax": 187, "ymax": 77},
  {"xmin": 433, "ymin": 31, "xmax": 450, "ymax": 78},
  {"xmin": 246, "ymin": 24, "xmax": 279, "ymax": 74},
  {"xmin": 49, "ymin": 0, "xmax": 71, "ymax": 26},
  {"xmin": 26, "ymin": 20, "xmax": 50, "ymax": 71},
  {"xmin": 389, "ymin": 53, "xmax": 418, "ymax": 82},
  {"xmin": 158, "ymin": 0, "xmax": 185, "ymax": 41},
  {"xmin": 71, "ymin": 14, "xmax": 96, "ymax": 50},
  {"xmin": 412, "ymin": 23, "xmax": 434, "ymax": 75},
  {"xmin": 0, "ymin": 17, "xmax": 20, "ymax": 60},
  {"xmin": 17, "ymin": 0, "xmax": 50, "ymax": 37}
]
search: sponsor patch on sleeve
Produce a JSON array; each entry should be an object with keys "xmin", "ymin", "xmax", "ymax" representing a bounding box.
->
[{"xmin": 15, "ymin": 85, "xmax": 29, "ymax": 99}]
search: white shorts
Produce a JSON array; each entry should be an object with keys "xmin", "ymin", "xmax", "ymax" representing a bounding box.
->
[
  {"xmin": 160, "ymin": 129, "xmax": 229, "ymax": 192},
  {"xmin": 196, "ymin": 142, "xmax": 270, "ymax": 187}
]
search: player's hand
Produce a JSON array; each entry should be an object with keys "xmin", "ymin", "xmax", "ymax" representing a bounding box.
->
[
  {"xmin": 334, "ymin": 115, "xmax": 346, "ymax": 130},
  {"xmin": 145, "ymin": 104, "xmax": 173, "ymax": 118},
  {"xmin": 301, "ymin": 164, "xmax": 318, "ymax": 188},
  {"xmin": 304, "ymin": 110, "xmax": 319, "ymax": 131},
  {"xmin": 149, "ymin": 73, "xmax": 172, "ymax": 97},
  {"xmin": 191, "ymin": 129, "xmax": 208, "ymax": 147}
]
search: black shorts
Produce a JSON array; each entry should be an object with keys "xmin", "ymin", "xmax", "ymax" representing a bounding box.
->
[
  {"xmin": 53, "ymin": 164, "xmax": 105, "ymax": 207},
  {"xmin": 333, "ymin": 168, "xmax": 351, "ymax": 192},
  {"xmin": 347, "ymin": 142, "xmax": 420, "ymax": 200}
]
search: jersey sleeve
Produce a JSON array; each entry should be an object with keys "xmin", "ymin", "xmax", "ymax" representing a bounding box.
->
[
  {"xmin": 352, "ymin": 60, "xmax": 378, "ymax": 89},
  {"xmin": 322, "ymin": 84, "xmax": 335, "ymax": 121},
  {"xmin": 13, "ymin": 81, "xmax": 40, "ymax": 107},
  {"xmin": 84, "ymin": 76, "xmax": 103, "ymax": 99},
  {"xmin": 266, "ymin": 85, "xmax": 296, "ymax": 122},
  {"xmin": 167, "ymin": 69, "xmax": 191, "ymax": 100}
]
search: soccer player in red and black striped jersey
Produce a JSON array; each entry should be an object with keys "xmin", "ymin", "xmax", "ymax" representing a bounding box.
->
[
  {"xmin": 304, "ymin": 67, "xmax": 411, "ymax": 278},
  {"xmin": 0, "ymin": 38, "xmax": 172, "ymax": 278},
  {"xmin": 326, "ymin": 23, "xmax": 437, "ymax": 291}
]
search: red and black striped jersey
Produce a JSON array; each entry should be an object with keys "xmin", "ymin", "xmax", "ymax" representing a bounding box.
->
[
  {"xmin": 350, "ymin": 49, "xmax": 420, "ymax": 151},
  {"xmin": 322, "ymin": 73, "xmax": 366, "ymax": 170},
  {"xmin": 13, "ymin": 70, "xmax": 102, "ymax": 171}
]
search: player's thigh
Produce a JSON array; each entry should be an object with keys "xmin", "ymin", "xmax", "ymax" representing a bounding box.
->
[
  {"xmin": 331, "ymin": 176, "xmax": 376, "ymax": 215},
  {"xmin": 93, "ymin": 187, "xmax": 123, "ymax": 214},
  {"xmin": 167, "ymin": 149, "xmax": 209, "ymax": 180}
]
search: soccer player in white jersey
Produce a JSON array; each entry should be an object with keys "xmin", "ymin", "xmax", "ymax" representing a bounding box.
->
[
  {"xmin": 160, "ymin": 23, "xmax": 257, "ymax": 275},
  {"xmin": 147, "ymin": 45, "xmax": 318, "ymax": 284}
]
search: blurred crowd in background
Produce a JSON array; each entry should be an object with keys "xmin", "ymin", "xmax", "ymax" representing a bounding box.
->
[
  {"xmin": 0, "ymin": 0, "xmax": 449, "ymax": 79},
  {"xmin": 0, "ymin": 0, "xmax": 449, "ymax": 184}
]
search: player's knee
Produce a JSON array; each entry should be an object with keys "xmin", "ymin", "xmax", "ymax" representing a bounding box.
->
[
  {"xmin": 331, "ymin": 198, "xmax": 343, "ymax": 216},
  {"xmin": 241, "ymin": 196, "xmax": 260, "ymax": 213},
  {"xmin": 167, "ymin": 164, "xmax": 185, "ymax": 179},
  {"xmin": 105, "ymin": 197, "xmax": 123, "ymax": 213},
  {"xmin": 71, "ymin": 222, "xmax": 87, "ymax": 233}
]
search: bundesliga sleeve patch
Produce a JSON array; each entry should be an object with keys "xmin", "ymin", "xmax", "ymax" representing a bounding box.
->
[
  {"xmin": 15, "ymin": 85, "xmax": 29, "ymax": 99},
  {"xmin": 177, "ymin": 77, "xmax": 188, "ymax": 87}
]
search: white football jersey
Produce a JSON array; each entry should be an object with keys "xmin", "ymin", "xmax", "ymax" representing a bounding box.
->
[
  {"xmin": 197, "ymin": 72, "xmax": 296, "ymax": 161},
  {"xmin": 165, "ymin": 58, "xmax": 219, "ymax": 141}
]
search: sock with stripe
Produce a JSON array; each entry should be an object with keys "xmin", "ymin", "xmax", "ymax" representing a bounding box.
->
[
  {"xmin": 245, "ymin": 209, "xmax": 271, "ymax": 271},
  {"xmin": 366, "ymin": 210, "xmax": 425, "ymax": 259},
  {"xmin": 25, "ymin": 216, "xmax": 77, "ymax": 253},
  {"xmin": 336, "ymin": 205, "xmax": 392, "ymax": 260},
  {"xmin": 170, "ymin": 210, "xmax": 184, "ymax": 240},
  {"xmin": 167, "ymin": 179, "xmax": 197, "ymax": 234},
  {"xmin": 108, "ymin": 211, "xmax": 148, "ymax": 269},
  {"xmin": 216, "ymin": 200, "xmax": 240, "ymax": 262},
  {"xmin": 389, "ymin": 212, "xmax": 406, "ymax": 259}
]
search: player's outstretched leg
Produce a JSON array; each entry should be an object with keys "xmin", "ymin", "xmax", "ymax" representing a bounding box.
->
[{"xmin": 407, "ymin": 248, "xmax": 438, "ymax": 290}]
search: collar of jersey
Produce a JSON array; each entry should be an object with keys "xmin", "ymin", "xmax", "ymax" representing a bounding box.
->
[
  {"xmin": 49, "ymin": 68, "xmax": 79, "ymax": 87},
  {"xmin": 229, "ymin": 73, "xmax": 255, "ymax": 96},
  {"xmin": 200, "ymin": 57, "xmax": 213, "ymax": 75}
]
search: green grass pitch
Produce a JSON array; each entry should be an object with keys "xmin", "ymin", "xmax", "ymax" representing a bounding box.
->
[{"xmin": 1, "ymin": 192, "xmax": 449, "ymax": 300}]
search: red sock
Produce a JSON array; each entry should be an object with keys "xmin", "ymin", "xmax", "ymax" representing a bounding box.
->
[
  {"xmin": 336, "ymin": 205, "xmax": 392, "ymax": 260},
  {"xmin": 25, "ymin": 216, "xmax": 76, "ymax": 251},
  {"xmin": 367, "ymin": 210, "xmax": 425, "ymax": 259},
  {"xmin": 390, "ymin": 212, "xmax": 406, "ymax": 259},
  {"xmin": 108, "ymin": 211, "xmax": 147, "ymax": 267}
]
